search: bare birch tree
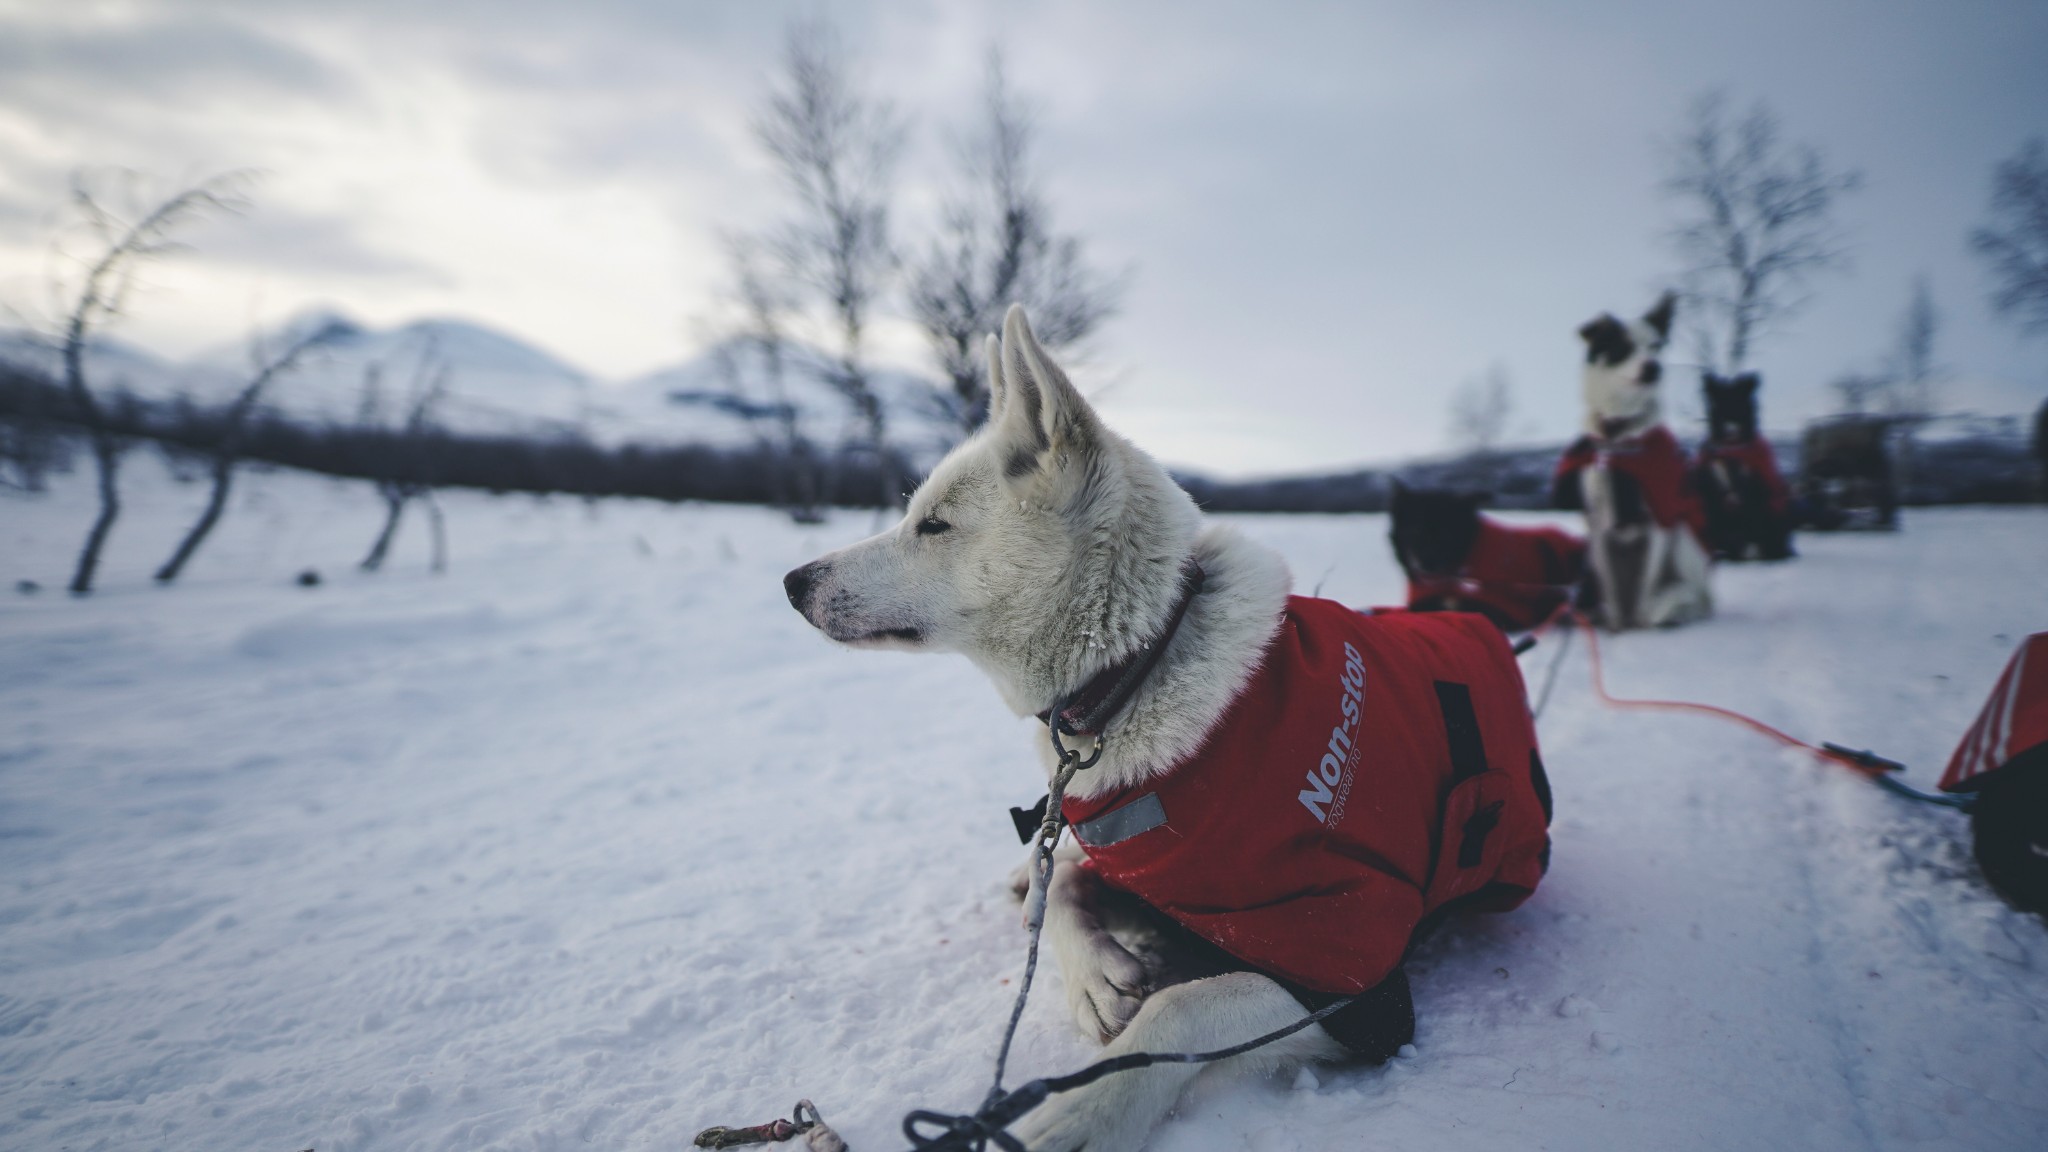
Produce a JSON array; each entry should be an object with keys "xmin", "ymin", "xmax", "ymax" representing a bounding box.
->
[
  {"xmin": 1884, "ymin": 276, "xmax": 1940, "ymax": 421},
  {"xmin": 50, "ymin": 171, "xmax": 245, "ymax": 593},
  {"xmin": 154, "ymin": 319, "xmax": 345, "ymax": 583},
  {"xmin": 724, "ymin": 236, "xmax": 823, "ymax": 521},
  {"xmin": 910, "ymin": 49, "xmax": 1122, "ymax": 432},
  {"xmin": 753, "ymin": 20, "xmax": 905, "ymax": 507},
  {"xmin": 1663, "ymin": 93, "xmax": 1861, "ymax": 375},
  {"xmin": 1447, "ymin": 363, "xmax": 1515, "ymax": 456},
  {"xmin": 1971, "ymin": 138, "xmax": 2048, "ymax": 338}
]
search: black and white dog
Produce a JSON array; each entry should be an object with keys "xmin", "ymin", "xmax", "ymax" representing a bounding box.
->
[{"xmin": 1551, "ymin": 293, "xmax": 1713, "ymax": 630}]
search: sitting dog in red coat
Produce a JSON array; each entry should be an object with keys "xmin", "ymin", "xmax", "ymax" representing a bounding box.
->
[
  {"xmin": 1552, "ymin": 292, "xmax": 1714, "ymax": 630},
  {"xmin": 1692, "ymin": 372, "xmax": 1796, "ymax": 561},
  {"xmin": 1390, "ymin": 483, "xmax": 1588, "ymax": 632},
  {"xmin": 784, "ymin": 307, "xmax": 1553, "ymax": 1152}
]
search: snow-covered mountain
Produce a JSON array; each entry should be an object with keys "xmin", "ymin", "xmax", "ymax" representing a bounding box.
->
[
  {"xmin": 0, "ymin": 308, "xmax": 960, "ymax": 461},
  {"xmin": 591, "ymin": 339, "xmax": 959, "ymax": 462}
]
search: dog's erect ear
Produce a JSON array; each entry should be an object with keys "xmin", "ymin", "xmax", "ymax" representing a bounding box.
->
[
  {"xmin": 1702, "ymin": 372, "xmax": 1727, "ymax": 391},
  {"xmin": 1644, "ymin": 292, "xmax": 1677, "ymax": 341},
  {"xmin": 1737, "ymin": 372, "xmax": 1761, "ymax": 394},
  {"xmin": 990, "ymin": 304, "xmax": 1102, "ymax": 502},
  {"xmin": 984, "ymin": 333, "xmax": 1008, "ymax": 424}
]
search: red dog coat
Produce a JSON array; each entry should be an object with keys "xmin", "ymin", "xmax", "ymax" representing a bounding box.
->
[
  {"xmin": 1941, "ymin": 633, "xmax": 2048, "ymax": 793},
  {"xmin": 1406, "ymin": 516, "xmax": 1587, "ymax": 632},
  {"xmin": 1062, "ymin": 599, "xmax": 1552, "ymax": 995},
  {"xmin": 1554, "ymin": 426, "xmax": 1707, "ymax": 543},
  {"xmin": 1694, "ymin": 436, "xmax": 1792, "ymax": 515}
]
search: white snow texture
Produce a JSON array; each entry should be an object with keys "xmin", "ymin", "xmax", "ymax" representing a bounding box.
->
[{"xmin": 2, "ymin": 460, "xmax": 2046, "ymax": 1152}]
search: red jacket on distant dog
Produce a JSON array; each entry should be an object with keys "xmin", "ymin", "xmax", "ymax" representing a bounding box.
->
[
  {"xmin": 1062, "ymin": 600, "xmax": 1552, "ymax": 995},
  {"xmin": 1694, "ymin": 436, "xmax": 1792, "ymax": 516},
  {"xmin": 1553, "ymin": 425, "xmax": 1707, "ymax": 543},
  {"xmin": 1406, "ymin": 517, "xmax": 1586, "ymax": 632}
]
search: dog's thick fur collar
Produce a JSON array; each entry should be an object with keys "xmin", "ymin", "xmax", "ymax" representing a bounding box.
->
[{"xmin": 1051, "ymin": 522, "xmax": 1291, "ymax": 802}]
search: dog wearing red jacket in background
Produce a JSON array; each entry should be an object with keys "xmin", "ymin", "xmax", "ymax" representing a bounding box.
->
[
  {"xmin": 1692, "ymin": 372, "xmax": 1796, "ymax": 561},
  {"xmin": 1390, "ymin": 484, "xmax": 1587, "ymax": 632},
  {"xmin": 1552, "ymin": 292, "xmax": 1714, "ymax": 630}
]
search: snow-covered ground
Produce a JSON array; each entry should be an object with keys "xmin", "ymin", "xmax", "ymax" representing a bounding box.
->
[{"xmin": 3, "ymin": 459, "xmax": 2046, "ymax": 1152}]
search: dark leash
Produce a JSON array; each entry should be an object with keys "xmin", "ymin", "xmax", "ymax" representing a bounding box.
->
[{"xmin": 900, "ymin": 703, "xmax": 1357, "ymax": 1152}]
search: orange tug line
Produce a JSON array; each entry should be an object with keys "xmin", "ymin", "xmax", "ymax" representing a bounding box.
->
[{"xmin": 1563, "ymin": 608, "xmax": 1884, "ymax": 778}]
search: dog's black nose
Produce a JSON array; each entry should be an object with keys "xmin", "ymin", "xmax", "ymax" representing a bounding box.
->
[
  {"xmin": 783, "ymin": 562, "xmax": 820, "ymax": 613},
  {"xmin": 1639, "ymin": 359, "xmax": 1662, "ymax": 385}
]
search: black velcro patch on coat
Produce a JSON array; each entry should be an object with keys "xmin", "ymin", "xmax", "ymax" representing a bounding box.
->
[
  {"xmin": 1435, "ymin": 680, "xmax": 1488, "ymax": 783},
  {"xmin": 1458, "ymin": 801, "xmax": 1505, "ymax": 869}
]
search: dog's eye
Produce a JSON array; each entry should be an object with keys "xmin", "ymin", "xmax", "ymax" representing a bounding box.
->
[{"xmin": 915, "ymin": 515, "xmax": 952, "ymax": 537}]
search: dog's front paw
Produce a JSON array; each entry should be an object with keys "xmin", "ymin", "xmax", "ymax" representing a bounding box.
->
[
  {"xmin": 1064, "ymin": 932, "xmax": 1148, "ymax": 1043},
  {"xmin": 1007, "ymin": 1089, "xmax": 1098, "ymax": 1152}
]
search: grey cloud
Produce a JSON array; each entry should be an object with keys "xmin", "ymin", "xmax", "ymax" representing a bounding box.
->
[
  {"xmin": 0, "ymin": 11, "xmax": 350, "ymax": 104},
  {"xmin": 186, "ymin": 204, "xmax": 452, "ymax": 285}
]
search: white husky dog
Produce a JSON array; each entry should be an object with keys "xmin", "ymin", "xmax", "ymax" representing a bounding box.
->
[
  {"xmin": 1558, "ymin": 293, "xmax": 1714, "ymax": 630},
  {"xmin": 783, "ymin": 307, "xmax": 1345, "ymax": 1151}
]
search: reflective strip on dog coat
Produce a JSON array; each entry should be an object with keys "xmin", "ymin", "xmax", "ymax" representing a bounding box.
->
[
  {"xmin": 1061, "ymin": 600, "xmax": 1552, "ymax": 995},
  {"xmin": 1941, "ymin": 633, "xmax": 2048, "ymax": 793}
]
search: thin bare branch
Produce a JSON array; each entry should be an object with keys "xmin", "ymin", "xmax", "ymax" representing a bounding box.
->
[
  {"xmin": 1971, "ymin": 138, "xmax": 2048, "ymax": 335},
  {"xmin": 1662, "ymin": 93, "xmax": 1859, "ymax": 373},
  {"xmin": 908, "ymin": 45, "xmax": 1123, "ymax": 431}
]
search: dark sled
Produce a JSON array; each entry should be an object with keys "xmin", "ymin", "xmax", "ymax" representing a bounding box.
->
[
  {"xmin": 1798, "ymin": 416, "xmax": 1898, "ymax": 532},
  {"xmin": 1941, "ymin": 633, "xmax": 2048, "ymax": 915}
]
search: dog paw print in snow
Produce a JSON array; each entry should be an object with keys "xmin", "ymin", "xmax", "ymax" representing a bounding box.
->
[{"xmin": 1555, "ymin": 994, "xmax": 1596, "ymax": 1018}]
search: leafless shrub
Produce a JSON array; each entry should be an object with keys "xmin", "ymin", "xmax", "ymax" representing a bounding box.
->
[
  {"xmin": 1971, "ymin": 138, "xmax": 2048, "ymax": 337},
  {"xmin": 910, "ymin": 49, "xmax": 1121, "ymax": 431},
  {"xmin": 153, "ymin": 319, "xmax": 346, "ymax": 583},
  {"xmin": 751, "ymin": 20, "xmax": 905, "ymax": 507},
  {"xmin": 359, "ymin": 343, "xmax": 451, "ymax": 573},
  {"xmin": 1447, "ymin": 363, "xmax": 1515, "ymax": 456},
  {"xmin": 45, "ymin": 170, "xmax": 248, "ymax": 593},
  {"xmin": 1663, "ymin": 94, "xmax": 1860, "ymax": 374}
]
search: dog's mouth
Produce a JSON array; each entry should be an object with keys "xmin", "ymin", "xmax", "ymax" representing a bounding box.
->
[{"xmin": 825, "ymin": 623, "xmax": 926, "ymax": 648}]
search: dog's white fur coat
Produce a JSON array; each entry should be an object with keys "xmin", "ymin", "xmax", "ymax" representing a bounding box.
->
[{"xmin": 789, "ymin": 308, "xmax": 1342, "ymax": 1151}]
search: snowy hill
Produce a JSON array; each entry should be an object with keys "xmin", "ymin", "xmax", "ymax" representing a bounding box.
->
[
  {"xmin": 2, "ymin": 460, "xmax": 2045, "ymax": 1151},
  {"xmin": 591, "ymin": 340, "xmax": 959, "ymax": 463},
  {"xmin": 0, "ymin": 311, "xmax": 959, "ymax": 460},
  {"xmin": 184, "ymin": 311, "xmax": 595, "ymax": 437}
]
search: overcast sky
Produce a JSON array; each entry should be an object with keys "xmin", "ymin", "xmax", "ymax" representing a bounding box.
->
[{"xmin": 2, "ymin": 0, "xmax": 2044, "ymax": 475}]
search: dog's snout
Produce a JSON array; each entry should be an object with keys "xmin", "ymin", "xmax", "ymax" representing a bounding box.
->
[
  {"xmin": 1639, "ymin": 360, "xmax": 1662, "ymax": 385},
  {"xmin": 783, "ymin": 562, "xmax": 823, "ymax": 614}
]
